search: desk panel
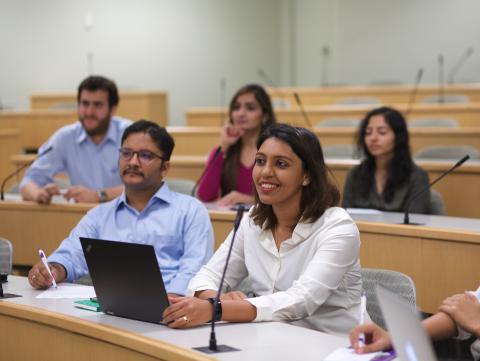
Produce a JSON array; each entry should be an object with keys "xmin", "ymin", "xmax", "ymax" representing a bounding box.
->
[
  {"xmin": 186, "ymin": 103, "xmax": 480, "ymax": 127},
  {"xmin": 2, "ymin": 201, "xmax": 479, "ymax": 313},
  {"xmin": 267, "ymin": 84, "xmax": 480, "ymax": 106},
  {"xmin": 30, "ymin": 91, "xmax": 168, "ymax": 125}
]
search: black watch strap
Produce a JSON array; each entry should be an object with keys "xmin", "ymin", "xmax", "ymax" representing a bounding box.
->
[{"xmin": 207, "ymin": 297, "xmax": 222, "ymax": 322}]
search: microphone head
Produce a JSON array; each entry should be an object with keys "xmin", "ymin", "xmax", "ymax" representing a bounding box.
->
[{"xmin": 455, "ymin": 154, "xmax": 470, "ymax": 168}]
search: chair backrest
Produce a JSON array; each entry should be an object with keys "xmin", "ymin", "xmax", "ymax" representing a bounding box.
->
[
  {"xmin": 0, "ymin": 237, "xmax": 13, "ymax": 274},
  {"xmin": 48, "ymin": 102, "xmax": 77, "ymax": 110},
  {"xmin": 166, "ymin": 178, "xmax": 196, "ymax": 195},
  {"xmin": 361, "ymin": 268, "xmax": 416, "ymax": 329},
  {"xmin": 315, "ymin": 118, "xmax": 361, "ymax": 128},
  {"xmin": 414, "ymin": 145, "xmax": 480, "ymax": 160},
  {"xmin": 429, "ymin": 189, "xmax": 445, "ymax": 215},
  {"xmin": 335, "ymin": 97, "xmax": 381, "ymax": 105},
  {"xmin": 409, "ymin": 118, "xmax": 459, "ymax": 128},
  {"xmin": 322, "ymin": 144, "xmax": 357, "ymax": 159},
  {"xmin": 421, "ymin": 94, "xmax": 470, "ymax": 104}
]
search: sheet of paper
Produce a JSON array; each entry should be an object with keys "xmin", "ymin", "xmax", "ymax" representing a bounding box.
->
[
  {"xmin": 36, "ymin": 284, "xmax": 96, "ymax": 299},
  {"xmin": 325, "ymin": 347, "xmax": 395, "ymax": 361},
  {"xmin": 346, "ymin": 208, "xmax": 382, "ymax": 215}
]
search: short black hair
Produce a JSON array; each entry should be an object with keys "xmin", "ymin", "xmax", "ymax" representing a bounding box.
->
[
  {"xmin": 77, "ymin": 75, "xmax": 119, "ymax": 108},
  {"xmin": 121, "ymin": 120, "xmax": 175, "ymax": 160},
  {"xmin": 251, "ymin": 123, "xmax": 340, "ymax": 230}
]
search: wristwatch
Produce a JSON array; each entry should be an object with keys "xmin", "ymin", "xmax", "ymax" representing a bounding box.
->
[
  {"xmin": 207, "ymin": 297, "xmax": 222, "ymax": 322},
  {"xmin": 97, "ymin": 189, "xmax": 108, "ymax": 203}
]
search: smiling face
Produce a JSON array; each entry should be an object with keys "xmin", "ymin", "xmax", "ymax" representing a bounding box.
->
[
  {"xmin": 230, "ymin": 92, "xmax": 265, "ymax": 132},
  {"xmin": 364, "ymin": 114, "xmax": 396, "ymax": 159},
  {"xmin": 253, "ymin": 137, "xmax": 309, "ymax": 210},
  {"xmin": 119, "ymin": 132, "xmax": 168, "ymax": 192},
  {"xmin": 78, "ymin": 89, "xmax": 115, "ymax": 138}
]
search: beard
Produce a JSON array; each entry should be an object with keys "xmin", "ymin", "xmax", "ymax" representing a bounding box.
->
[{"xmin": 80, "ymin": 112, "xmax": 112, "ymax": 137}]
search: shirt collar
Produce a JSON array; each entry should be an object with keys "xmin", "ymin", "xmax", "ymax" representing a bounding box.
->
[
  {"xmin": 76, "ymin": 117, "xmax": 118, "ymax": 145},
  {"xmin": 115, "ymin": 181, "xmax": 173, "ymax": 211}
]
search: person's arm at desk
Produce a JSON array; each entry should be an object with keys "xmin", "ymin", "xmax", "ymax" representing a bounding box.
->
[
  {"xmin": 64, "ymin": 185, "xmax": 123, "ymax": 203},
  {"xmin": 21, "ymin": 181, "xmax": 60, "ymax": 204}
]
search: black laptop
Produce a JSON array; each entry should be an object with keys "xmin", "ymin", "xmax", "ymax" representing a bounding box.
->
[{"xmin": 80, "ymin": 237, "xmax": 170, "ymax": 324}]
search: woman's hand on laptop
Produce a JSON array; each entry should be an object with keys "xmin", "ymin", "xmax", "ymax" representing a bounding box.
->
[
  {"xmin": 163, "ymin": 296, "xmax": 212, "ymax": 328},
  {"xmin": 28, "ymin": 261, "xmax": 66, "ymax": 289},
  {"xmin": 349, "ymin": 322, "xmax": 392, "ymax": 354}
]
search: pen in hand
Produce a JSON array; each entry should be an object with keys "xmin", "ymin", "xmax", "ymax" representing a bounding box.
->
[{"xmin": 38, "ymin": 248, "xmax": 57, "ymax": 288}]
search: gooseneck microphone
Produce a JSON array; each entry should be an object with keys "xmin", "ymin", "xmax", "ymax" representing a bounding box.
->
[
  {"xmin": 403, "ymin": 155, "xmax": 470, "ymax": 225},
  {"xmin": 404, "ymin": 68, "xmax": 424, "ymax": 117},
  {"xmin": 438, "ymin": 54, "xmax": 445, "ymax": 103},
  {"xmin": 190, "ymin": 146, "xmax": 222, "ymax": 197},
  {"xmin": 293, "ymin": 92, "xmax": 314, "ymax": 130},
  {"xmin": 0, "ymin": 146, "xmax": 53, "ymax": 201},
  {"xmin": 448, "ymin": 47, "xmax": 474, "ymax": 84},
  {"xmin": 194, "ymin": 205, "xmax": 245, "ymax": 354}
]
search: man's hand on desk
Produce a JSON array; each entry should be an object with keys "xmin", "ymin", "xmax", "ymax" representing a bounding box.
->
[
  {"xmin": 28, "ymin": 261, "xmax": 66, "ymax": 289},
  {"xmin": 35, "ymin": 183, "xmax": 60, "ymax": 204},
  {"xmin": 64, "ymin": 186, "xmax": 98, "ymax": 203}
]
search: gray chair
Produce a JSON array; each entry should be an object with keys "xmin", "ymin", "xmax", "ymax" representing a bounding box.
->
[
  {"xmin": 421, "ymin": 94, "xmax": 470, "ymax": 104},
  {"xmin": 409, "ymin": 118, "xmax": 459, "ymax": 128},
  {"xmin": 322, "ymin": 144, "xmax": 357, "ymax": 159},
  {"xmin": 429, "ymin": 189, "xmax": 445, "ymax": 215},
  {"xmin": 361, "ymin": 268, "xmax": 416, "ymax": 330},
  {"xmin": 0, "ymin": 237, "xmax": 13, "ymax": 275},
  {"xmin": 315, "ymin": 118, "xmax": 360, "ymax": 128},
  {"xmin": 166, "ymin": 178, "xmax": 196, "ymax": 195},
  {"xmin": 414, "ymin": 145, "xmax": 480, "ymax": 160},
  {"xmin": 272, "ymin": 98, "xmax": 291, "ymax": 109},
  {"xmin": 335, "ymin": 97, "xmax": 380, "ymax": 105},
  {"xmin": 48, "ymin": 102, "xmax": 77, "ymax": 110}
]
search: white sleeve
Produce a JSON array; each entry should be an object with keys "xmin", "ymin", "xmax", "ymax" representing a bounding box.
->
[
  {"xmin": 247, "ymin": 217, "xmax": 360, "ymax": 322},
  {"xmin": 186, "ymin": 217, "xmax": 249, "ymax": 296}
]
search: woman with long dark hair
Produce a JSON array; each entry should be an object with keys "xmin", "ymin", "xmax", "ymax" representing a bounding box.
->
[
  {"xmin": 163, "ymin": 124, "xmax": 362, "ymax": 335},
  {"xmin": 342, "ymin": 106, "xmax": 430, "ymax": 213},
  {"xmin": 197, "ymin": 84, "xmax": 276, "ymax": 206}
]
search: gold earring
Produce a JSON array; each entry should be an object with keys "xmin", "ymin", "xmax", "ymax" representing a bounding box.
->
[{"xmin": 302, "ymin": 180, "xmax": 309, "ymax": 186}]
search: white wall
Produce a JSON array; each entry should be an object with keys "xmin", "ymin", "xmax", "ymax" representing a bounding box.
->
[
  {"xmin": 1, "ymin": 0, "xmax": 480, "ymax": 124},
  {"xmin": 291, "ymin": 0, "xmax": 480, "ymax": 86},
  {"xmin": 0, "ymin": 0, "xmax": 282, "ymax": 124}
]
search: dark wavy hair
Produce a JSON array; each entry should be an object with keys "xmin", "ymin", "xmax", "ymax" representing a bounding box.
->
[
  {"xmin": 355, "ymin": 107, "xmax": 413, "ymax": 202},
  {"xmin": 77, "ymin": 75, "xmax": 119, "ymax": 109},
  {"xmin": 221, "ymin": 84, "xmax": 277, "ymax": 196},
  {"xmin": 251, "ymin": 124, "xmax": 340, "ymax": 230}
]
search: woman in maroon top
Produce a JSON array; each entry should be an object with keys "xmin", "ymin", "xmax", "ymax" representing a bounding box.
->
[{"xmin": 197, "ymin": 84, "xmax": 277, "ymax": 206}]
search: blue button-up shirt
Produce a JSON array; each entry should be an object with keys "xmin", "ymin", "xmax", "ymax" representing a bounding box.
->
[
  {"xmin": 48, "ymin": 183, "xmax": 214, "ymax": 295},
  {"xmin": 20, "ymin": 116, "xmax": 131, "ymax": 189}
]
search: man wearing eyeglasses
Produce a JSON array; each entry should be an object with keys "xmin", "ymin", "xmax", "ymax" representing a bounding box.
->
[
  {"xmin": 28, "ymin": 120, "xmax": 214, "ymax": 296},
  {"xmin": 20, "ymin": 75, "xmax": 131, "ymax": 204}
]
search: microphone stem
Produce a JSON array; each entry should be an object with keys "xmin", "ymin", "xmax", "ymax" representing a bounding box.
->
[{"xmin": 0, "ymin": 162, "xmax": 32, "ymax": 201}]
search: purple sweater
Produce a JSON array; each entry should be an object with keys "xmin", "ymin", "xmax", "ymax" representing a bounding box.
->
[{"xmin": 197, "ymin": 148, "xmax": 254, "ymax": 202}]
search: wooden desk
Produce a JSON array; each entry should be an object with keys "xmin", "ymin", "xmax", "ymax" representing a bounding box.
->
[
  {"xmin": 186, "ymin": 103, "xmax": 480, "ymax": 127},
  {"xmin": 10, "ymin": 155, "xmax": 480, "ymax": 218},
  {"xmin": 0, "ymin": 129, "xmax": 21, "ymax": 191},
  {"xmin": 0, "ymin": 276, "xmax": 347, "ymax": 361},
  {"xmin": 209, "ymin": 210, "xmax": 480, "ymax": 313},
  {"xmin": 168, "ymin": 126, "xmax": 480, "ymax": 155},
  {"xmin": 1, "ymin": 201, "xmax": 479, "ymax": 313},
  {"xmin": 267, "ymin": 84, "xmax": 480, "ymax": 105},
  {"xmin": 0, "ymin": 110, "xmax": 77, "ymax": 150},
  {"xmin": 30, "ymin": 91, "xmax": 168, "ymax": 125}
]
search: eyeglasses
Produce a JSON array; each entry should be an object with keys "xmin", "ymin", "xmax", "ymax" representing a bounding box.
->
[{"xmin": 119, "ymin": 148, "xmax": 165, "ymax": 164}]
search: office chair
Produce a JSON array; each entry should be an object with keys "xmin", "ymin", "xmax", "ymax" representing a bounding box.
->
[
  {"xmin": 315, "ymin": 118, "xmax": 360, "ymax": 128},
  {"xmin": 361, "ymin": 268, "xmax": 416, "ymax": 330},
  {"xmin": 166, "ymin": 178, "xmax": 196, "ymax": 195},
  {"xmin": 0, "ymin": 237, "xmax": 13, "ymax": 275},
  {"xmin": 409, "ymin": 118, "xmax": 459, "ymax": 128},
  {"xmin": 421, "ymin": 94, "xmax": 470, "ymax": 104},
  {"xmin": 322, "ymin": 144, "xmax": 358, "ymax": 159},
  {"xmin": 335, "ymin": 97, "xmax": 381, "ymax": 105},
  {"xmin": 414, "ymin": 145, "xmax": 480, "ymax": 160}
]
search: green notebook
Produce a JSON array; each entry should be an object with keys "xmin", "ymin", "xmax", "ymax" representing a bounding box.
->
[{"xmin": 74, "ymin": 299, "xmax": 100, "ymax": 312}]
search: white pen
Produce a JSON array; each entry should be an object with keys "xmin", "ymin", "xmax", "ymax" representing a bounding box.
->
[
  {"xmin": 358, "ymin": 291, "xmax": 367, "ymax": 347},
  {"xmin": 38, "ymin": 248, "xmax": 57, "ymax": 288}
]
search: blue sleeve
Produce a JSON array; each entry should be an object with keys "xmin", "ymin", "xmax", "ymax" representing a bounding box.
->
[
  {"xmin": 20, "ymin": 132, "xmax": 66, "ymax": 188},
  {"xmin": 167, "ymin": 199, "xmax": 214, "ymax": 295},
  {"xmin": 47, "ymin": 208, "xmax": 100, "ymax": 282}
]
